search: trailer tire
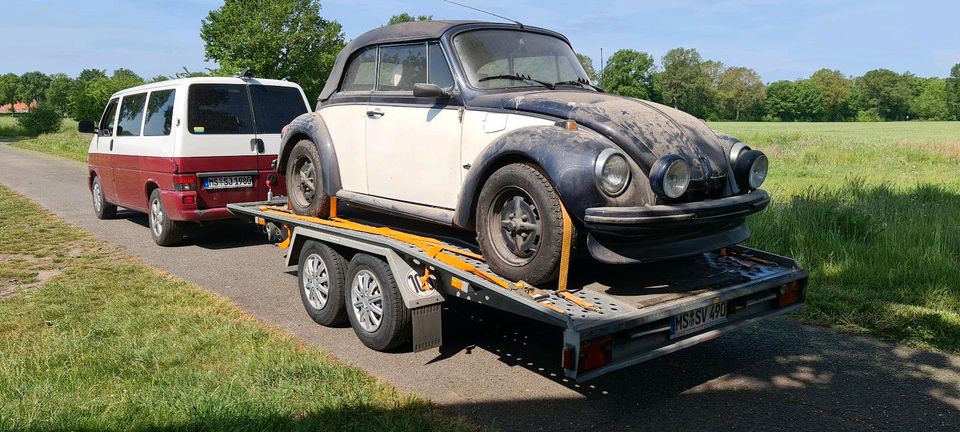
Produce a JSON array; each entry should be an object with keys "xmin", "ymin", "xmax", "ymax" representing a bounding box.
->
[
  {"xmin": 297, "ymin": 240, "xmax": 348, "ymax": 326},
  {"xmin": 286, "ymin": 139, "xmax": 330, "ymax": 217},
  {"xmin": 345, "ymin": 254, "xmax": 411, "ymax": 351},
  {"xmin": 148, "ymin": 189, "xmax": 183, "ymax": 246},
  {"xmin": 91, "ymin": 175, "xmax": 117, "ymax": 220}
]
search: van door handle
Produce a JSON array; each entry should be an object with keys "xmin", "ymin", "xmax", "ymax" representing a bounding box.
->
[
  {"xmin": 366, "ymin": 109, "xmax": 385, "ymax": 118},
  {"xmin": 109, "ymin": 139, "xmax": 114, "ymax": 151},
  {"xmin": 250, "ymin": 138, "xmax": 265, "ymax": 153}
]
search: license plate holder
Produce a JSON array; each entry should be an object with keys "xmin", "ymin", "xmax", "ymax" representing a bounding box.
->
[{"xmin": 670, "ymin": 301, "xmax": 728, "ymax": 339}]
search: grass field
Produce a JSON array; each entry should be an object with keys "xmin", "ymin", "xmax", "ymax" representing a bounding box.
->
[
  {"xmin": 711, "ymin": 122, "xmax": 960, "ymax": 352},
  {"xmin": 10, "ymin": 118, "xmax": 88, "ymax": 162},
  {"xmin": 0, "ymin": 115, "xmax": 26, "ymax": 138},
  {"xmin": 0, "ymin": 185, "xmax": 468, "ymax": 431}
]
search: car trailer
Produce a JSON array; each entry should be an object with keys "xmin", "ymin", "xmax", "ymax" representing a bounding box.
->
[{"xmin": 228, "ymin": 198, "xmax": 808, "ymax": 382}]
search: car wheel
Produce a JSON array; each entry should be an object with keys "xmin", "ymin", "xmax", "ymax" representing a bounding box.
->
[
  {"xmin": 286, "ymin": 139, "xmax": 330, "ymax": 217},
  {"xmin": 345, "ymin": 254, "xmax": 411, "ymax": 351},
  {"xmin": 298, "ymin": 240, "xmax": 348, "ymax": 326},
  {"xmin": 148, "ymin": 189, "xmax": 183, "ymax": 246},
  {"xmin": 476, "ymin": 163, "xmax": 572, "ymax": 285},
  {"xmin": 91, "ymin": 176, "xmax": 117, "ymax": 220}
]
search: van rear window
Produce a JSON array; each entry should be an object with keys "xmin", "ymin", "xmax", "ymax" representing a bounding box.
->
[
  {"xmin": 187, "ymin": 84, "xmax": 253, "ymax": 135},
  {"xmin": 250, "ymin": 85, "xmax": 308, "ymax": 134}
]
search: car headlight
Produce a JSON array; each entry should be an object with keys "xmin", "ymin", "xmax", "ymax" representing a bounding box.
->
[
  {"xmin": 728, "ymin": 141, "xmax": 750, "ymax": 166},
  {"xmin": 734, "ymin": 150, "xmax": 768, "ymax": 190},
  {"xmin": 594, "ymin": 149, "xmax": 631, "ymax": 197},
  {"xmin": 650, "ymin": 155, "xmax": 690, "ymax": 199}
]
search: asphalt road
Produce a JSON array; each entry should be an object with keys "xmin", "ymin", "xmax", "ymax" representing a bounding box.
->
[{"xmin": 1, "ymin": 144, "xmax": 958, "ymax": 431}]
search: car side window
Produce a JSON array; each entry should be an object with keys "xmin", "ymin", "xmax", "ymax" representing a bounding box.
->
[
  {"xmin": 428, "ymin": 42, "xmax": 455, "ymax": 89},
  {"xmin": 341, "ymin": 47, "xmax": 377, "ymax": 92},
  {"xmin": 187, "ymin": 84, "xmax": 254, "ymax": 135},
  {"xmin": 117, "ymin": 93, "xmax": 147, "ymax": 136},
  {"xmin": 143, "ymin": 89, "xmax": 176, "ymax": 136},
  {"xmin": 377, "ymin": 44, "xmax": 426, "ymax": 92},
  {"xmin": 99, "ymin": 98, "xmax": 119, "ymax": 137}
]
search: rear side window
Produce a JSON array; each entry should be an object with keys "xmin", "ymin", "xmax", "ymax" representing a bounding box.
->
[
  {"xmin": 341, "ymin": 47, "xmax": 377, "ymax": 92},
  {"xmin": 143, "ymin": 89, "xmax": 176, "ymax": 136},
  {"xmin": 117, "ymin": 93, "xmax": 147, "ymax": 136},
  {"xmin": 187, "ymin": 84, "xmax": 253, "ymax": 135},
  {"xmin": 378, "ymin": 44, "xmax": 426, "ymax": 92},
  {"xmin": 249, "ymin": 85, "xmax": 308, "ymax": 133},
  {"xmin": 99, "ymin": 98, "xmax": 119, "ymax": 137}
]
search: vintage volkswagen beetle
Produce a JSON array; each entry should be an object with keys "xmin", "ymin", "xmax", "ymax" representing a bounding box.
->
[{"xmin": 277, "ymin": 20, "xmax": 770, "ymax": 285}]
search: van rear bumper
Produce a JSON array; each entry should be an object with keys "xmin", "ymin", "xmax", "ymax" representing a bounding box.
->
[{"xmin": 160, "ymin": 191, "xmax": 236, "ymax": 222}]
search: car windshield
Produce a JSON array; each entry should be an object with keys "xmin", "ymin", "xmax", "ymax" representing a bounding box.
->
[{"xmin": 453, "ymin": 30, "xmax": 590, "ymax": 90}]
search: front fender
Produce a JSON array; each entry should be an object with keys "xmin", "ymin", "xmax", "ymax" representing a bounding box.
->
[
  {"xmin": 276, "ymin": 112, "xmax": 342, "ymax": 196},
  {"xmin": 453, "ymin": 126, "xmax": 651, "ymax": 229}
]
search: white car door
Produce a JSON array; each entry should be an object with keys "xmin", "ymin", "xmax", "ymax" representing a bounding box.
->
[{"xmin": 365, "ymin": 42, "xmax": 461, "ymax": 209}]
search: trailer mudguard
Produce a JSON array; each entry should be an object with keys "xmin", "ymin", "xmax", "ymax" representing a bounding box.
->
[{"xmin": 276, "ymin": 112, "xmax": 343, "ymax": 196}]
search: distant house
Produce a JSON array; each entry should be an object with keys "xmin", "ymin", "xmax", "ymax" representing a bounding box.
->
[{"xmin": 0, "ymin": 100, "xmax": 38, "ymax": 114}]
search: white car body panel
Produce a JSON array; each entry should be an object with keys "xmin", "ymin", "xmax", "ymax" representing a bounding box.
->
[{"xmin": 319, "ymin": 105, "xmax": 369, "ymax": 193}]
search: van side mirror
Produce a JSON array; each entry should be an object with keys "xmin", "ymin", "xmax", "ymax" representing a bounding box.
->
[
  {"xmin": 413, "ymin": 83, "xmax": 450, "ymax": 99},
  {"xmin": 78, "ymin": 120, "xmax": 97, "ymax": 134}
]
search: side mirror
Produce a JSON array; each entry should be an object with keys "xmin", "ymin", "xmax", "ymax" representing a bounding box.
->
[
  {"xmin": 413, "ymin": 83, "xmax": 450, "ymax": 99},
  {"xmin": 78, "ymin": 120, "xmax": 97, "ymax": 134}
]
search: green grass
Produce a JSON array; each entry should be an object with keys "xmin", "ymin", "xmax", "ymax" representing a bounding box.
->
[
  {"xmin": 10, "ymin": 118, "xmax": 89, "ymax": 162},
  {"xmin": 0, "ymin": 184, "xmax": 469, "ymax": 431},
  {"xmin": 0, "ymin": 115, "xmax": 26, "ymax": 138},
  {"xmin": 711, "ymin": 121, "xmax": 960, "ymax": 352}
]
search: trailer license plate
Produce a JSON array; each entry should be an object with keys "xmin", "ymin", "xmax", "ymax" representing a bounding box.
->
[
  {"xmin": 670, "ymin": 302, "xmax": 728, "ymax": 338},
  {"xmin": 203, "ymin": 176, "xmax": 254, "ymax": 190}
]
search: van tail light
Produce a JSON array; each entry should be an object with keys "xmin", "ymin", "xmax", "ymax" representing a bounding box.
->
[
  {"xmin": 174, "ymin": 174, "xmax": 197, "ymax": 192},
  {"xmin": 778, "ymin": 280, "xmax": 804, "ymax": 307},
  {"xmin": 181, "ymin": 195, "xmax": 196, "ymax": 205},
  {"xmin": 578, "ymin": 336, "xmax": 613, "ymax": 373}
]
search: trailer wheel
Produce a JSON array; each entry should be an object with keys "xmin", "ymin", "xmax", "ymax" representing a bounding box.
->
[
  {"xmin": 148, "ymin": 189, "xmax": 183, "ymax": 246},
  {"xmin": 286, "ymin": 140, "xmax": 330, "ymax": 217},
  {"xmin": 297, "ymin": 240, "xmax": 348, "ymax": 326},
  {"xmin": 345, "ymin": 254, "xmax": 411, "ymax": 351},
  {"xmin": 91, "ymin": 175, "xmax": 117, "ymax": 220}
]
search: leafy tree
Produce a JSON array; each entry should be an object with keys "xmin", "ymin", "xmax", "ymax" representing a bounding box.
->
[
  {"xmin": 911, "ymin": 78, "xmax": 951, "ymax": 120},
  {"xmin": 658, "ymin": 48, "xmax": 713, "ymax": 118},
  {"xmin": 855, "ymin": 69, "xmax": 913, "ymax": 121},
  {"xmin": 16, "ymin": 71, "xmax": 51, "ymax": 109},
  {"xmin": 599, "ymin": 49, "xmax": 655, "ymax": 99},
  {"xmin": 0, "ymin": 73, "xmax": 19, "ymax": 109},
  {"xmin": 765, "ymin": 80, "xmax": 824, "ymax": 121},
  {"xmin": 575, "ymin": 53, "xmax": 597, "ymax": 83},
  {"xmin": 45, "ymin": 73, "xmax": 75, "ymax": 115},
  {"xmin": 201, "ymin": 0, "xmax": 345, "ymax": 101},
  {"xmin": 77, "ymin": 69, "xmax": 108, "ymax": 84},
  {"xmin": 717, "ymin": 67, "xmax": 765, "ymax": 121},
  {"xmin": 388, "ymin": 13, "xmax": 432, "ymax": 25},
  {"xmin": 947, "ymin": 63, "xmax": 960, "ymax": 120},
  {"xmin": 809, "ymin": 69, "xmax": 854, "ymax": 121},
  {"xmin": 67, "ymin": 69, "xmax": 145, "ymax": 122}
]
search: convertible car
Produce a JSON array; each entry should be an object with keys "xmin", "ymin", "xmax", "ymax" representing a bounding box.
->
[{"xmin": 277, "ymin": 20, "xmax": 771, "ymax": 285}]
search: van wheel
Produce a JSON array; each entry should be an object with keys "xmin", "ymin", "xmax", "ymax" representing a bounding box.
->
[
  {"xmin": 287, "ymin": 140, "xmax": 330, "ymax": 217},
  {"xmin": 92, "ymin": 176, "xmax": 117, "ymax": 220},
  {"xmin": 148, "ymin": 189, "xmax": 183, "ymax": 246},
  {"xmin": 476, "ymin": 163, "xmax": 572, "ymax": 285},
  {"xmin": 345, "ymin": 254, "xmax": 411, "ymax": 351},
  {"xmin": 298, "ymin": 240, "xmax": 348, "ymax": 326}
]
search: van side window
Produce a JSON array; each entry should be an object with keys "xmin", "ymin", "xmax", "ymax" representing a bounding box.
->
[
  {"xmin": 378, "ymin": 44, "xmax": 426, "ymax": 92},
  {"xmin": 187, "ymin": 84, "xmax": 253, "ymax": 135},
  {"xmin": 341, "ymin": 47, "xmax": 377, "ymax": 92},
  {"xmin": 249, "ymin": 86, "xmax": 308, "ymax": 134},
  {"xmin": 117, "ymin": 93, "xmax": 147, "ymax": 136},
  {"xmin": 428, "ymin": 42, "xmax": 455, "ymax": 89},
  {"xmin": 99, "ymin": 98, "xmax": 119, "ymax": 137},
  {"xmin": 143, "ymin": 89, "xmax": 176, "ymax": 136}
]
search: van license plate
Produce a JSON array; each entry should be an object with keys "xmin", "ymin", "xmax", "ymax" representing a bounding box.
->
[
  {"xmin": 203, "ymin": 176, "xmax": 254, "ymax": 190},
  {"xmin": 670, "ymin": 302, "xmax": 727, "ymax": 339}
]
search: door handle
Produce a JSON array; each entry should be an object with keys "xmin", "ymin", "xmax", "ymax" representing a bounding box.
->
[
  {"xmin": 109, "ymin": 139, "xmax": 114, "ymax": 151},
  {"xmin": 366, "ymin": 109, "xmax": 385, "ymax": 118},
  {"xmin": 250, "ymin": 138, "xmax": 265, "ymax": 153}
]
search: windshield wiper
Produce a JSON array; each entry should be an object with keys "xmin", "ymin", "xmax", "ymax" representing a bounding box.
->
[
  {"xmin": 552, "ymin": 78, "xmax": 604, "ymax": 92},
  {"xmin": 478, "ymin": 74, "xmax": 555, "ymax": 89}
]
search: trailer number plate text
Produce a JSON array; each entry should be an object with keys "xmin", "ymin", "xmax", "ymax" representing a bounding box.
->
[{"xmin": 670, "ymin": 302, "xmax": 728, "ymax": 338}]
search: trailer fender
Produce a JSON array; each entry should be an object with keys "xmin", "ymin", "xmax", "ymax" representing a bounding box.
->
[{"xmin": 276, "ymin": 112, "xmax": 343, "ymax": 196}]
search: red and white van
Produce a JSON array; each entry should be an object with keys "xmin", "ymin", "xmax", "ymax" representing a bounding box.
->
[{"xmin": 79, "ymin": 77, "xmax": 310, "ymax": 245}]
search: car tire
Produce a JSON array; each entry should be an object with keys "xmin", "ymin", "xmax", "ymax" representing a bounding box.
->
[
  {"xmin": 298, "ymin": 240, "xmax": 348, "ymax": 326},
  {"xmin": 345, "ymin": 254, "xmax": 411, "ymax": 351},
  {"xmin": 286, "ymin": 139, "xmax": 330, "ymax": 217},
  {"xmin": 91, "ymin": 175, "xmax": 117, "ymax": 220},
  {"xmin": 476, "ymin": 163, "xmax": 573, "ymax": 285},
  {"xmin": 148, "ymin": 189, "xmax": 183, "ymax": 246}
]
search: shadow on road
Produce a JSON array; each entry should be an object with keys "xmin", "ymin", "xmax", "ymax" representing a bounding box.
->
[{"xmin": 115, "ymin": 212, "xmax": 268, "ymax": 250}]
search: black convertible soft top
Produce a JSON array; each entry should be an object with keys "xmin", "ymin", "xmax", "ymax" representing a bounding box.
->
[{"xmin": 316, "ymin": 20, "xmax": 567, "ymax": 103}]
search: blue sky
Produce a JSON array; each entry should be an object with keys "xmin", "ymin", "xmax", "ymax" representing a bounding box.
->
[{"xmin": 3, "ymin": 0, "xmax": 958, "ymax": 82}]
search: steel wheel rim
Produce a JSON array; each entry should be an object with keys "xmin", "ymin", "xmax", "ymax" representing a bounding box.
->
[
  {"xmin": 151, "ymin": 198, "xmax": 163, "ymax": 237},
  {"xmin": 351, "ymin": 269, "xmax": 383, "ymax": 333},
  {"xmin": 302, "ymin": 253, "xmax": 330, "ymax": 310},
  {"xmin": 291, "ymin": 155, "xmax": 316, "ymax": 208},
  {"xmin": 490, "ymin": 187, "xmax": 542, "ymax": 264},
  {"xmin": 93, "ymin": 182, "xmax": 103, "ymax": 212}
]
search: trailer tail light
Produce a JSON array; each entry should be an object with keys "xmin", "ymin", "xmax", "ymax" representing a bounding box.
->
[
  {"xmin": 778, "ymin": 280, "xmax": 804, "ymax": 307},
  {"xmin": 562, "ymin": 345, "xmax": 575, "ymax": 369},
  {"xmin": 174, "ymin": 175, "xmax": 197, "ymax": 192},
  {"xmin": 578, "ymin": 336, "xmax": 613, "ymax": 373}
]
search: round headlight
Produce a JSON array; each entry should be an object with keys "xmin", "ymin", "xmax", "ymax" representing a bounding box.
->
[
  {"xmin": 650, "ymin": 155, "xmax": 691, "ymax": 199},
  {"xmin": 595, "ymin": 150, "xmax": 631, "ymax": 196},
  {"xmin": 734, "ymin": 150, "xmax": 768, "ymax": 190}
]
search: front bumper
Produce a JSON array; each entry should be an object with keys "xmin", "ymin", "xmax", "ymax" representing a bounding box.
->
[{"xmin": 584, "ymin": 189, "xmax": 770, "ymax": 230}]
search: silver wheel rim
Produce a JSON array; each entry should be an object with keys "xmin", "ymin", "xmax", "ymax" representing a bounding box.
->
[
  {"xmin": 151, "ymin": 198, "xmax": 163, "ymax": 237},
  {"xmin": 351, "ymin": 269, "xmax": 383, "ymax": 333},
  {"xmin": 93, "ymin": 182, "xmax": 103, "ymax": 213},
  {"xmin": 302, "ymin": 253, "xmax": 330, "ymax": 310}
]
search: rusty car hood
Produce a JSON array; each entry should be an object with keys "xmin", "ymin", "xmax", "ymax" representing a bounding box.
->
[{"xmin": 501, "ymin": 91, "xmax": 732, "ymax": 194}]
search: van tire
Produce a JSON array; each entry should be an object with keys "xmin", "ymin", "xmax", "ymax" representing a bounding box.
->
[
  {"xmin": 287, "ymin": 140, "xmax": 330, "ymax": 217},
  {"xmin": 148, "ymin": 189, "xmax": 183, "ymax": 246},
  {"xmin": 92, "ymin": 176, "xmax": 117, "ymax": 220},
  {"xmin": 298, "ymin": 240, "xmax": 349, "ymax": 326},
  {"xmin": 345, "ymin": 254, "xmax": 411, "ymax": 351}
]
